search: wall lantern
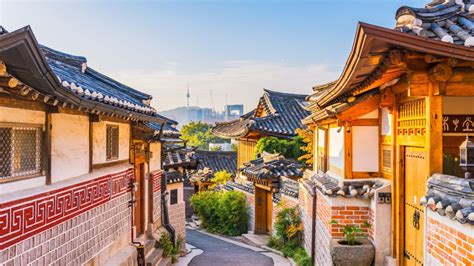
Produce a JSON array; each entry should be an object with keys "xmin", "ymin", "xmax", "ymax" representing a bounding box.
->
[{"xmin": 459, "ymin": 136, "xmax": 474, "ymax": 178}]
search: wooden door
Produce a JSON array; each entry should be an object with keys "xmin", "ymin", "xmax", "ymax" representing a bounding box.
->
[
  {"xmin": 135, "ymin": 162, "xmax": 145, "ymax": 235},
  {"xmin": 255, "ymin": 187, "xmax": 267, "ymax": 234},
  {"xmin": 266, "ymin": 191, "xmax": 273, "ymax": 234},
  {"xmin": 403, "ymin": 147, "xmax": 426, "ymax": 266}
]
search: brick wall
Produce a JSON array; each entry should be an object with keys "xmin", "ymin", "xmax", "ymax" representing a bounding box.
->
[
  {"xmin": 425, "ymin": 212, "xmax": 474, "ymax": 266},
  {"xmin": 369, "ymin": 207, "xmax": 375, "ymax": 241},
  {"xmin": 0, "ymin": 169, "xmax": 134, "ymax": 266},
  {"xmin": 152, "ymin": 171, "xmax": 162, "ymax": 229},
  {"xmin": 169, "ymin": 202, "xmax": 186, "ymax": 241},
  {"xmin": 330, "ymin": 206, "xmax": 370, "ymax": 238}
]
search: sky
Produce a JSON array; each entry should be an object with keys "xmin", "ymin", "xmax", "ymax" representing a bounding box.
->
[{"xmin": 0, "ymin": 0, "xmax": 426, "ymax": 112}]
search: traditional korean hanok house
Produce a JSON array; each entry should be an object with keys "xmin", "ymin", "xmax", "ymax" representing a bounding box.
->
[
  {"xmin": 236, "ymin": 152, "xmax": 303, "ymax": 235},
  {"xmin": 0, "ymin": 26, "xmax": 175, "ymax": 266},
  {"xmin": 161, "ymin": 141, "xmax": 197, "ymax": 243},
  {"xmin": 211, "ymin": 89, "xmax": 309, "ymax": 233},
  {"xmin": 300, "ymin": 1, "xmax": 474, "ymax": 265},
  {"xmin": 186, "ymin": 150, "xmax": 237, "ymax": 218}
]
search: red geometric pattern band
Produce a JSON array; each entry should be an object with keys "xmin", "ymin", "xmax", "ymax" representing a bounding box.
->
[{"xmin": 0, "ymin": 168, "xmax": 133, "ymax": 250}]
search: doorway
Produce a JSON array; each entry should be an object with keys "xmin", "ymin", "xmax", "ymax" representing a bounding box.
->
[
  {"xmin": 134, "ymin": 158, "xmax": 145, "ymax": 235},
  {"xmin": 254, "ymin": 186, "xmax": 272, "ymax": 234},
  {"xmin": 403, "ymin": 147, "xmax": 426, "ymax": 266}
]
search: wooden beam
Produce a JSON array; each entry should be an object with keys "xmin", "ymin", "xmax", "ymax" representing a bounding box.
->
[
  {"xmin": 351, "ymin": 119, "xmax": 379, "ymax": 126},
  {"xmin": 0, "ymin": 77, "xmax": 19, "ymax": 88},
  {"xmin": 89, "ymin": 114, "xmax": 93, "ymax": 173},
  {"xmin": 426, "ymin": 83, "xmax": 443, "ymax": 176}
]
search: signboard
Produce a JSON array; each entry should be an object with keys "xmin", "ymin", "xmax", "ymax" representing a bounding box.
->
[{"xmin": 442, "ymin": 115, "xmax": 474, "ymax": 133}]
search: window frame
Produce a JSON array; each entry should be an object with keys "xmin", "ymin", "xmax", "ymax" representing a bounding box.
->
[
  {"xmin": 317, "ymin": 127, "xmax": 328, "ymax": 173},
  {"xmin": 0, "ymin": 122, "xmax": 44, "ymax": 183},
  {"xmin": 106, "ymin": 124, "xmax": 120, "ymax": 161},
  {"xmin": 170, "ymin": 189, "xmax": 178, "ymax": 205}
]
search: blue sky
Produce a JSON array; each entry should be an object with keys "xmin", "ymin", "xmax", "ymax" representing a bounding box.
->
[{"xmin": 0, "ymin": 0, "xmax": 425, "ymax": 112}]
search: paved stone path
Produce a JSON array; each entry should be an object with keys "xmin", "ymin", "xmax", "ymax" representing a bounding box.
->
[{"xmin": 186, "ymin": 229, "xmax": 274, "ymax": 266}]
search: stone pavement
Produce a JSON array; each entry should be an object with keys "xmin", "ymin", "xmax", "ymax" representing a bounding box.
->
[{"xmin": 185, "ymin": 228, "xmax": 290, "ymax": 266}]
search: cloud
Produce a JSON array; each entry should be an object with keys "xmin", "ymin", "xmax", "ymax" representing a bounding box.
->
[{"xmin": 110, "ymin": 60, "xmax": 341, "ymax": 112}]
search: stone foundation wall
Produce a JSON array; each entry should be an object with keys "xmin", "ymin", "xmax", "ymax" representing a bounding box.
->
[
  {"xmin": 314, "ymin": 190, "xmax": 333, "ymax": 266},
  {"xmin": 169, "ymin": 202, "xmax": 186, "ymax": 241},
  {"xmin": 0, "ymin": 168, "xmax": 134, "ymax": 266},
  {"xmin": 299, "ymin": 183, "xmax": 314, "ymax": 257},
  {"xmin": 425, "ymin": 212, "xmax": 474, "ymax": 266}
]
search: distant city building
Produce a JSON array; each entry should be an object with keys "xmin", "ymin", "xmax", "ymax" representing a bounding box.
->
[{"xmin": 160, "ymin": 104, "xmax": 244, "ymax": 128}]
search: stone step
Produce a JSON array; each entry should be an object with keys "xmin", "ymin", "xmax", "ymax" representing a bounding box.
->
[
  {"xmin": 145, "ymin": 247, "xmax": 164, "ymax": 266},
  {"xmin": 144, "ymin": 239, "xmax": 156, "ymax": 257},
  {"xmin": 241, "ymin": 233, "xmax": 269, "ymax": 248},
  {"xmin": 158, "ymin": 256, "xmax": 172, "ymax": 266}
]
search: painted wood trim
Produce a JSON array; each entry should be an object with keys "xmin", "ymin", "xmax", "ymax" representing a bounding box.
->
[
  {"xmin": 92, "ymin": 159, "xmax": 130, "ymax": 170},
  {"xmin": 351, "ymin": 118, "xmax": 379, "ymax": 126}
]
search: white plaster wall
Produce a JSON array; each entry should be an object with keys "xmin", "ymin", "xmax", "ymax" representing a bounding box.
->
[
  {"xmin": 51, "ymin": 113, "xmax": 90, "ymax": 183},
  {"xmin": 0, "ymin": 106, "xmax": 45, "ymax": 124},
  {"xmin": 443, "ymin": 96, "xmax": 474, "ymax": 114},
  {"xmin": 149, "ymin": 142, "xmax": 162, "ymax": 172},
  {"xmin": 359, "ymin": 109, "xmax": 379, "ymax": 119},
  {"xmin": 329, "ymin": 127, "xmax": 344, "ymax": 176},
  {"xmin": 381, "ymin": 107, "xmax": 392, "ymax": 136},
  {"xmin": 352, "ymin": 126, "xmax": 379, "ymax": 172},
  {"xmin": 92, "ymin": 121, "xmax": 130, "ymax": 164}
]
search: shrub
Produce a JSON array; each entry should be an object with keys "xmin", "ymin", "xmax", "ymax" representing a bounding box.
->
[
  {"xmin": 268, "ymin": 206, "xmax": 312, "ymax": 266},
  {"xmin": 190, "ymin": 190, "xmax": 249, "ymax": 236},
  {"xmin": 217, "ymin": 191, "xmax": 249, "ymax": 235},
  {"xmin": 158, "ymin": 234, "xmax": 184, "ymax": 263}
]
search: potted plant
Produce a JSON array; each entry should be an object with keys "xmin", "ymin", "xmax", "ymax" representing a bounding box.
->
[{"xmin": 329, "ymin": 220, "xmax": 375, "ymax": 266}]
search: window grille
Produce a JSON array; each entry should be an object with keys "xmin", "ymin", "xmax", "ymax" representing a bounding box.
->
[
  {"xmin": 0, "ymin": 124, "xmax": 43, "ymax": 181},
  {"xmin": 106, "ymin": 125, "xmax": 119, "ymax": 160},
  {"xmin": 382, "ymin": 147, "xmax": 392, "ymax": 173},
  {"xmin": 170, "ymin": 189, "xmax": 178, "ymax": 205}
]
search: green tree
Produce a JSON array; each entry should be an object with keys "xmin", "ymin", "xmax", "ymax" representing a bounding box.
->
[
  {"xmin": 255, "ymin": 135, "xmax": 306, "ymax": 161},
  {"xmin": 296, "ymin": 128, "xmax": 313, "ymax": 166},
  {"xmin": 181, "ymin": 122, "xmax": 228, "ymax": 150}
]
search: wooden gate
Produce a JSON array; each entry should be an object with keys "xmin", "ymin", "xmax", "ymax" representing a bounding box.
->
[
  {"xmin": 255, "ymin": 186, "xmax": 272, "ymax": 234},
  {"xmin": 134, "ymin": 153, "xmax": 146, "ymax": 235},
  {"xmin": 403, "ymin": 147, "xmax": 426, "ymax": 266}
]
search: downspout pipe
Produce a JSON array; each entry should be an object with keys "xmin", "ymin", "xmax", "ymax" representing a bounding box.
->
[{"xmin": 158, "ymin": 122, "xmax": 176, "ymax": 244}]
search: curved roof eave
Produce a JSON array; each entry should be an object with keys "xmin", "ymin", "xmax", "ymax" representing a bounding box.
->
[
  {"xmin": 0, "ymin": 26, "xmax": 167, "ymax": 123},
  {"xmin": 317, "ymin": 22, "xmax": 474, "ymax": 108}
]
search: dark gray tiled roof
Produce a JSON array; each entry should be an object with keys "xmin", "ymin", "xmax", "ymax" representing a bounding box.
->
[
  {"xmin": 212, "ymin": 89, "xmax": 309, "ymax": 139},
  {"xmin": 308, "ymin": 172, "xmax": 384, "ymax": 198},
  {"xmin": 240, "ymin": 155, "xmax": 304, "ymax": 180},
  {"xmin": 144, "ymin": 120, "xmax": 181, "ymax": 139},
  {"xmin": 189, "ymin": 151, "xmax": 237, "ymax": 182},
  {"xmin": 395, "ymin": 0, "xmax": 474, "ymax": 46},
  {"xmin": 41, "ymin": 46, "xmax": 158, "ymax": 115},
  {"xmin": 166, "ymin": 170, "xmax": 184, "ymax": 184},
  {"xmin": 224, "ymin": 181, "xmax": 255, "ymax": 194},
  {"xmin": 421, "ymin": 173, "xmax": 474, "ymax": 224},
  {"xmin": 196, "ymin": 151, "xmax": 237, "ymax": 175},
  {"xmin": 163, "ymin": 146, "xmax": 197, "ymax": 169},
  {"xmin": 280, "ymin": 177, "xmax": 299, "ymax": 198}
]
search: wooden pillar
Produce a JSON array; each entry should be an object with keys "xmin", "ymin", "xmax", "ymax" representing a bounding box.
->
[
  {"xmin": 426, "ymin": 82, "xmax": 443, "ymax": 176},
  {"xmin": 344, "ymin": 124, "xmax": 353, "ymax": 179},
  {"xmin": 44, "ymin": 110, "xmax": 52, "ymax": 185}
]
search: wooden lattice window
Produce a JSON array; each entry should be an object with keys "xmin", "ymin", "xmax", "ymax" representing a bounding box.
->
[
  {"xmin": 317, "ymin": 128, "xmax": 327, "ymax": 173},
  {"xmin": 106, "ymin": 125, "xmax": 119, "ymax": 160},
  {"xmin": 397, "ymin": 99, "xmax": 426, "ymax": 136},
  {"xmin": 382, "ymin": 146, "xmax": 392, "ymax": 174},
  {"xmin": 0, "ymin": 124, "xmax": 43, "ymax": 182}
]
